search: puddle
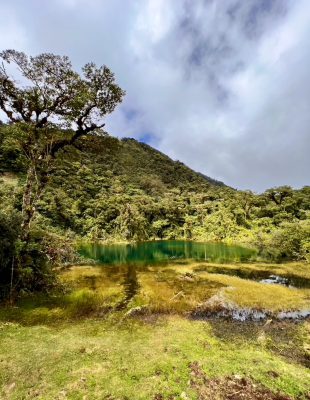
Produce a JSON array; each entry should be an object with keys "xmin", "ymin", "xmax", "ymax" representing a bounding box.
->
[
  {"xmin": 259, "ymin": 275, "xmax": 290, "ymax": 286},
  {"xmin": 194, "ymin": 265, "xmax": 310, "ymax": 288}
]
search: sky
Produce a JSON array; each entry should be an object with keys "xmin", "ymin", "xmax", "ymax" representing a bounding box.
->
[{"xmin": 0, "ymin": 0, "xmax": 309, "ymax": 192}]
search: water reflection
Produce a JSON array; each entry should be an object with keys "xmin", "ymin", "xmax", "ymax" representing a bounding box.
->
[
  {"xmin": 79, "ymin": 240, "xmax": 257, "ymax": 265},
  {"xmin": 116, "ymin": 264, "xmax": 140, "ymax": 309}
]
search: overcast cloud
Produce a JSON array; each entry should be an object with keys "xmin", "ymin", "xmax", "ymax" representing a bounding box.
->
[{"xmin": 0, "ymin": 0, "xmax": 309, "ymax": 192}]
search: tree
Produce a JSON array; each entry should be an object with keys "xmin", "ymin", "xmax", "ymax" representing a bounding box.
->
[
  {"xmin": 264, "ymin": 186, "xmax": 293, "ymax": 206},
  {"xmin": 116, "ymin": 203, "xmax": 149, "ymax": 241},
  {"xmin": 0, "ymin": 49, "xmax": 125, "ymax": 241}
]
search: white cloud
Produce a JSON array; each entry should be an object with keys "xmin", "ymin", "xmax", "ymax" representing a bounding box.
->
[{"xmin": 0, "ymin": 3, "xmax": 29, "ymax": 50}]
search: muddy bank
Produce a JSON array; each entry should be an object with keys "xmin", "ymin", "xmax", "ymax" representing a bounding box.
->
[
  {"xmin": 192, "ymin": 307, "xmax": 310, "ymax": 322},
  {"xmin": 154, "ymin": 361, "xmax": 303, "ymax": 400}
]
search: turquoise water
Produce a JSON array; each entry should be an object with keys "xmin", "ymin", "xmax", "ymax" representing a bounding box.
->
[{"xmin": 79, "ymin": 240, "xmax": 257, "ymax": 265}]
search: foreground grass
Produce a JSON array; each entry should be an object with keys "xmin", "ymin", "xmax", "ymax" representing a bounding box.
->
[
  {"xmin": 0, "ymin": 316, "xmax": 309, "ymax": 399},
  {"xmin": 0, "ymin": 261, "xmax": 309, "ymax": 399}
]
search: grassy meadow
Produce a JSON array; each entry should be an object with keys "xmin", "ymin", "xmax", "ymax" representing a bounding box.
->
[{"xmin": 0, "ymin": 261, "xmax": 309, "ymax": 399}]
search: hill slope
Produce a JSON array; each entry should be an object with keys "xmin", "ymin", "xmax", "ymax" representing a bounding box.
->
[
  {"xmin": 0, "ymin": 129, "xmax": 309, "ymax": 261},
  {"xmin": 0, "ymin": 132, "xmax": 224, "ymax": 191},
  {"xmin": 63, "ymin": 135, "xmax": 224, "ymax": 191}
]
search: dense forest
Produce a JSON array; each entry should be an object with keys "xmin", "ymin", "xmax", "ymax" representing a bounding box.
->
[{"xmin": 1, "ymin": 124, "xmax": 309, "ymax": 292}]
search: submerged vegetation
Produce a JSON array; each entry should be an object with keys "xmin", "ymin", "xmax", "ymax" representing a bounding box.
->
[{"xmin": 1, "ymin": 261, "xmax": 309, "ymax": 323}]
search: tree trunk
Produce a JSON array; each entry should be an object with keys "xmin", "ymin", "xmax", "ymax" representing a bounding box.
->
[
  {"xmin": 21, "ymin": 165, "xmax": 39, "ymax": 242},
  {"xmin": 20, "ymin": 161, "xmax": 50, "ymax": 242}
]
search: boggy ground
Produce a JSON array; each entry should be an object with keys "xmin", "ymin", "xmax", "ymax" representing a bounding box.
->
[{"xmin": 0, "ymin": 261, "xmax": 309, "ymax": 399}]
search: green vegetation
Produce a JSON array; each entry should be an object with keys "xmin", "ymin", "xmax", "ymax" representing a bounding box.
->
[
  {"xmin": 1, "ymin": 128, "xmax": 309, "ymax": 294},
  {"xmin": 2, "ymin": 259, "xmax": 309, "ymax": 398},
  {"xmin": 0, "ymin": 261, "xmax": 309, "ymax": 323},
  {"xmin": 0, "ymin": 49, "xmax": 309, "ymax": 296},
  {"xmin": 0, "ymin": 49, "xmax": 124, "ymax": 293},
  {"xmin": 0, "ymin": 317, "xmax": 309, "ymax": 400},
  {"xmin": 0, "ymin": 52, "xmax": 308, "ymax": 295},
  {"xmin": 0, "ymin": 262, "xmax": 309, "ymax": 399}
]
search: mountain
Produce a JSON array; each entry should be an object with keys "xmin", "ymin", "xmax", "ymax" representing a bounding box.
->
[
  {"xmin": 0, "ymin": 130, "xmax": 309, "ymax": 261},
  {"xmin": 31, "ymin": 134, "xmax": 228, "ymax": 240}
]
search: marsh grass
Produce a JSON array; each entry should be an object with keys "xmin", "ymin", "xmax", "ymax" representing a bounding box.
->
[
  {"xmin": 135, "ymin": 261, "xmax": 310, "ymax": 314},
  {"xmin": 134, "ymin": 268, "xmax": 224, "ymax": 314},
  {"xmin": 195, "ymin": 273, "xmax": 310, "ymax": 311},
  {"xmin": 0, "ymin": 267, "xmax": 125, "ymax": 324},
  {"xmin": 1, "ymin": 262, "xmax": 309, "ymax": 325},
  {"xmin": 193, "ymin": 262, "xmax": 310, "ymax": 285},
  {"xmin": 188, "ymin": 261, "xmax": 310, "ymax": 313}
]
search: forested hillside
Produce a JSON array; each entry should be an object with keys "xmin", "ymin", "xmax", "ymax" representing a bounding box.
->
[{"xmin": 1, "ymin": 127, "xmax": 309, "ymax": 269}]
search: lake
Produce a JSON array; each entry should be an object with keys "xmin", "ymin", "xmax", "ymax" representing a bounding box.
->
[{"xmin": 79, "ymin": 240, "xmax": 257, "ymax": 265}]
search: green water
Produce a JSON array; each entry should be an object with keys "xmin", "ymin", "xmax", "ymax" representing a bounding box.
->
[{"xmin": 79, "ymin": 240, "xmax": 257, "ymax": 265}]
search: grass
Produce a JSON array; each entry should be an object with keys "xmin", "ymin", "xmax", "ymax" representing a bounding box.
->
[
  {"xmin": 192, "ymin": 261, "xmax": 310, "ymax": 283},
  {"xmin": 133, "ymin": 267, "xmax": 224, "ymax": 314},
  {"xmin": 131, "ymin": 261, "xmax": 310, "ymax": 315},
  {"xmin": 0, "ymin": 261, "xmax": 309, "ymax": 399},
  {"xmin": 1, "ymin": 262, "xmax": 309, "ymax": 324},
  {"xmin": 196, "ymin": 273, "xmax": 310, "ymax": 311},
  {"xmin": 0, "ymin": 316, "xmax": 309, "ymax": 399}
]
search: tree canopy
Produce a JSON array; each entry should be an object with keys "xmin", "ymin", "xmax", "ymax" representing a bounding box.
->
[
  {"xmin": 0, "ymin": 50, "xmax": 125, "ymax": 235},
  {"xmin": 0, "ymin": 50, "xmax": 125, "ymax": 293},
  {"xmin": 0, "ymin": 50, "xmax": 125, "ymax": 135}
]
